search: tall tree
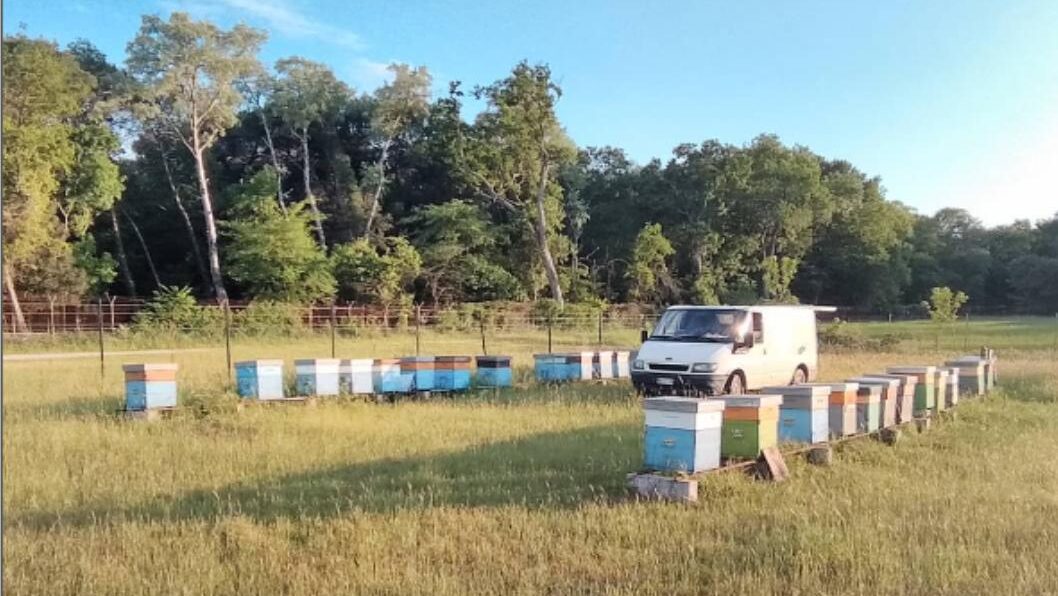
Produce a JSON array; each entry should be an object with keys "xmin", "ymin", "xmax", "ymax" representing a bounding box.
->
[
  {"xmin": 469, "ymin": 62, "xmax": 576, "ymax": 306},
  {"xmin": 2, "ymin": 36, "xmax": 122, "ymax": 329},
  {"xmin": 271, "ymin": 57, "xmax": 351, "ymax": 246},
  {"xmin": 126, "ymin": 12, "xmax": 266, "ymax": 302},
  {"xmin": 362, "ymin": 64, "xmax": 432, "ymax": 238}
]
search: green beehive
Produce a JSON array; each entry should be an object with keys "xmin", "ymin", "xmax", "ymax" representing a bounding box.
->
[
  {"xmin": 714, "ymin": 395, "xmax": 782, "ymax": 460},
  {"xmin": 887, "ymin": 366, "xmax": 936, "ymax": 415}
]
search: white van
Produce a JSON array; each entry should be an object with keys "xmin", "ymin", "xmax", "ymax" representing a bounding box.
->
[{"xmin": 631, "ymin": 305, "xmax": 834, "ymax": 395}]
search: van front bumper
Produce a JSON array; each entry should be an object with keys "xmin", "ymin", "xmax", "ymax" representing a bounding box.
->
[{"xmin": 631, "ymin": 371, "xmax": 728, "ymax": 396}]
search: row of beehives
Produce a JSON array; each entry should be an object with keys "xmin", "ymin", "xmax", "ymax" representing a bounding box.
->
[
  {"xmin": 120, "ymin": 355, "xmax": 514, "ymax": 410},
  {"xmin": 643, "ymin": 354, "xmax": 997, "ymax": 474},
  {"xmin": 533, "ymin": 350, "xmax": 632, "ymax": 382}
]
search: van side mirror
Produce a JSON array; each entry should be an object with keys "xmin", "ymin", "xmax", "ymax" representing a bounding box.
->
[{"xmin": 640, "ymin": 329, "xmax": 649, "ymax": 343}]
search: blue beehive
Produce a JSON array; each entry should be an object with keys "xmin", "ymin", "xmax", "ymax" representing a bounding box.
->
[
  {"xmin": 373, "ymin": 358, "xmax": 404, "ymax": 393},
  {"xmin": 339, "ymin": 358, "xmax": 374, "ymax": 395},
  {"xmin": 535, "ymin": 354, "xmax": 569, "ymax": 383},
  {"xmin": 434, "ymin": 356, "xmax": 472, "ymax": 392},
  {"xmin": 235, "ymin": 360, "xmax": 284, "ymax": 400},
  {"xmin": 643, "ymin": 397, "xmax": 725, "ymax": 473},
  {"xmin": 476, "ymin": 355, "xmax": 513, "ymax": 388},
  {"xmin": 761, "ymin": 385, "xmax": 829, "ymax": 444},
  {"xmin": 294, "ymin": 359, "xmax": 340, "ymax": 396},
  {"xmin": 123, "ymin": 363, "xmax": 178, "ymax": 411},
  {"xmin": 400, "ymin": 356, "xmax": 435, "ymax": 392}
]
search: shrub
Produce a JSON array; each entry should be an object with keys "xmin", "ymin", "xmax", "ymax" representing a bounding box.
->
[
  {"xmin": 233, "ymin": 301, "xmax": 306, "ymax": 336},
  {"xmin": 133, "ymin": 286, "xmax": 222, "ymax": 337},
  {"xmin": 818, "ymin": 320, "xmax": 903, "ymax": 352}
]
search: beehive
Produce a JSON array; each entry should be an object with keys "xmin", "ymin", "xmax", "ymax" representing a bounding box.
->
[
  {"xmin": 400, "ymin": 356, "xmax": 435, "ymax": 392},
  {"xmin": 434, "ymin": 356, "xmax": 472, "ymax": 392},
  {"xmin": 534, "ymin": 354, "xmax": 569, "ymax": 383},
  {"xmin": 476, "ymin": 355, "xmax": 513, "ymax": 388},
  {"xmin": 612, "ymin": 351, "xmax": 631, "ymax": 378},
  {"xmin": 373, "ymin": 358, "xmax": 403, "ymax": 393},
  {"xmin": 571, "ymin": 352, "xmax": 594, "ymax": 381},
  {"xmin": 932, "ymin": 369, "xmax": 949, "ymax": 414},
  {"xmin": 851, "ymin": 377, "xmax": 899, "ymax": 428},
  {"xmin": 867, "ymin": 373, "xmax": 918, "ymax": 423},
  {"xmin": 643, "ymin": 397, "xmax": 725, "ymax": 473},
  {"xmin": 945, "ymin": 357, "xmax": 986, "ymax": 396},
  {"xmin": 339, "ymin": 359, "xmax": 374, "ymax": 395},
  {"xmin": 760, "ymin": 385, "xmax": 829, "ymax": 444},
  {"xmin": 593, "ymin": 350, "xmax": 614, "ymax": 379},
  {"xmin": 942, "ymin": 366, "xmax": 960, "ymax": 408},
  {"xmin": 712, "ymin": 394, "xmax": 782, "ymax": 459},
  {"xmin": 886, "ymin": 366, "xmax": 937, "ymax": 415},
  {"xmin": 123, "ymin": 363, "xmax": 178, "ymax": 411},
  {"xmin": 295, "ymin": 359, "xmax": 340, "ymax": 396},
  {"xmin": 234, "ymin": 360, "xmax": 284, "ymax": 400},
  {"xmin": 847, "ymin": 382, "xmax": 882, "ymax": 433},
  {"xmin": 807, "ymin": 382, "xmax": 857, "ymax": 438}
]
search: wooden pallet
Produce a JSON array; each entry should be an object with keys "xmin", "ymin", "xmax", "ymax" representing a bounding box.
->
[
  {"xmin": 116, "ymin": 407, "xmax": 177, "ymax": 421},
  {"xmin": 236, "ymin": 396, "xmax": 318, "ymax": 411}
]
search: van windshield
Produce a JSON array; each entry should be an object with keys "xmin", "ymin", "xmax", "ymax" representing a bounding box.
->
[{"xmin": 650, "ymin": 309, "xmax": 746, "ymax": 342}]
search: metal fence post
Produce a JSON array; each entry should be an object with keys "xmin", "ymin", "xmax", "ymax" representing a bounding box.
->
[
  {"xmin": 330, "ymin": 302, "xmax": 337, "ymax": 358},
  {"xmin": 415, "ymin": 304, "xmax": 421, "ymax": 356},
  {"xmin": 96, "ymin": 297, "xmax": 105, "ymax": 380},
  {"xmin": 480, "ymin": 316, "xmax": 487, "ymax": 355},
  {"xmin": 547, "ymin": 318, "xmax": 553, "ymax": 354},
  {"xmin": 597, "ymin": 310, "xmax": 603, "ymax": 347},
  {"xmin": 224, "ymin": 304, "xmax": 232, "ymax": 384}
]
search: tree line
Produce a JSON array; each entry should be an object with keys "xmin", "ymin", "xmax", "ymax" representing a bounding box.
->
[{"xmin": 3, "ymin": 12, "xmax": 1057, "ymax": 332}]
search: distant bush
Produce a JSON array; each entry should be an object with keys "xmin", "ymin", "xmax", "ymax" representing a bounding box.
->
[
  {"xmin": 233, "ymin": 301, "xmax": 306, "ymax": 336},
  {"xmin": 818, "ymin": 320, "xmax": 903, "ymax": 352},
  {"xmin": 133, "ymin": 286, "xmax": 222, "ymax": 337}
]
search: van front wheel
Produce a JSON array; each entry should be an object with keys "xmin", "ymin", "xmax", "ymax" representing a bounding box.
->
[{"xmin": 725, "ymin": 373, "xmax": 745, "ymax": 395}]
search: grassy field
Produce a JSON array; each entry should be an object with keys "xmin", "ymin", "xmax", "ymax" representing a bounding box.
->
[{"xmin": 4, "ymin": 318, "xmax": 1058, "ymax": 594}]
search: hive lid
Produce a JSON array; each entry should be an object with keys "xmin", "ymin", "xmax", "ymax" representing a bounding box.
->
[
  {"xmin": 122, "ymin": 363, "xmax": 179, "ymax": 372},
  {"xmin": 234, "ymin": 359, "xmax": 283, "ymax": 367},
  {"xmin": 644, "ymin": 396, "xmax": 725, "ymax": 413},
  {"xmin": 886, "ymin": 365, "xmax": 937, "ymax": 374},
  {"xmin": 294, "ymin": 358, "xmax": 340, "ymax": 366},
  {"xmin": 759, "ymin": 384, "xmax": 830, "ymax": 397},
  {"xmin": 400, "ymin": 356, "xmax": 435, "ymax": 362},
  {"xmin": 711, "ymin": 394, "xmax": 783, "ymax": 408},
  {"xmin": 945, "ymin": 357, "xmax": 985, "ymax": 366},
  {"xmin": 435, "ymin": 355, "xmax": 472, "ymax": 362},
  {"xmin": 848, "ymin": 376, "xmax": 899, "ymax": 387},
  {"xmin": 868, "ymin": 373, "xmax": 918, "ymax": 384}
]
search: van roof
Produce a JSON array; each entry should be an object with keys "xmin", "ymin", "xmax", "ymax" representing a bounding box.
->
[{"xmin": 664, "ymin": 305, "xmax": 837, "ymax": 312}]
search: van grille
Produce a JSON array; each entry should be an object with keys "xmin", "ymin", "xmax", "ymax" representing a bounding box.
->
[{"xmin": 649, "ymin": 363, "xmax": 689, "ymax": 372}]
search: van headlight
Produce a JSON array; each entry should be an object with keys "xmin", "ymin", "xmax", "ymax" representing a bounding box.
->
[
  {"xmin": 691, "ymin": 363, "xmax": 717, "ymax": 373},
  {"xmin": 632, "ymin": 359, "xmax": 646, "ymax": 370}
]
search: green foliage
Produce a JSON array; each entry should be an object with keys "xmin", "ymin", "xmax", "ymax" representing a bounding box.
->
[
  {"xmin": 760, "ymin": 256, "xmax": 800, "ymax": 303},
  {"xmin": 332, "ymin": 237, "xmax": 421, "ymax": 306},
  {"xmin": 223, "ymin": 169, "xmax": 336, "ymax": 303},
  {"xmin": 133, "ymin": 285, "xmax": 221, "ymax": 335},
  {"xmin": 924, "ymin": 286, "xmax": 969, "ymax": 323},
  {"xmin": 817, "ymin": 320, "xmax": 903, "ymax": 352},
  {"xmin": 233, "ymin": 300, "xmax": 306, "ymax": 336},
  {"xmin": 72, "ymin": 234, "xmax": 117, "ymax": 297},
  {"xmin": 627, "ymin": 223, "xmax": 674, "ymax": 303}
]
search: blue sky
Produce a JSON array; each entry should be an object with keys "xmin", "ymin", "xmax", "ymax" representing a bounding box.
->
[{"xmin": 6, "ymin": 0, "xmax": 1057, "ymax": 226}]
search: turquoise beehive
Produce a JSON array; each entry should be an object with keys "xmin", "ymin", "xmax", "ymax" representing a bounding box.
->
[
  {"xmin": 643, "ymin": 397, "xmax": 725, "ymax": 473},
  {"xmin": 123, "ymin": 363, "xmax": 179, "ymax": 411},
  {"xmin": 235, "ymin": 360, "xmax": 284, "ymax": 400},
  {"xmin": 295, "ymin": 359, "xmax": 340, "ymax": 396},
  {"xmin": 760, "ymin": 384, "xmax": 829, "ymax": 444}
]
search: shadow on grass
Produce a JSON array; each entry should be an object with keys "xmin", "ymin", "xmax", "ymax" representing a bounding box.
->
[
  {"xmin": 12, "ymin": 421, "xmax": 640, "ymax": 529},
  {"xmin": 3, "ymin": 393, "xmax": 125, "ymax": 422}
]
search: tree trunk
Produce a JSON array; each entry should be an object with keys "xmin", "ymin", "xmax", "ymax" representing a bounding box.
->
[
  {"xmin": 533, "ymin": 161, "xmax": 564, "ymax": 307},
  {"xmin": 362, "ymin": 139, "xmax": 391, "ymax": 239},
  {"xmin": 258, "ymin": 109, "xmax": 285, "ymax": 212},
  {"xmin": 162, "ymin": 155, "xmax": 209, "ymax": 289},
  {"xmin": 122, "ymin": 209, "xmax": 162, "ymax": 290},
  {"xmin": 4, "ymin": 264, "xmax": 27, "ymax": 333},
  {"xmin": 192, "ymin": 145, "xmax": 229, "ymax": 303},
  {"xmin": 300, "ymin": 132, "xmax": 327, "ymax": 248},
  {"xmin": 110, "ymin": 208, "xmax": 137, "ymax": 297}
]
